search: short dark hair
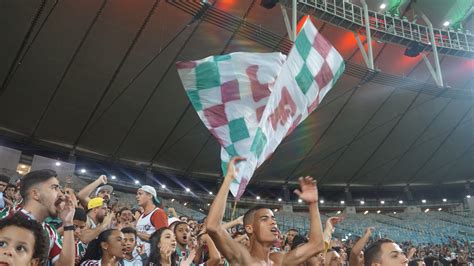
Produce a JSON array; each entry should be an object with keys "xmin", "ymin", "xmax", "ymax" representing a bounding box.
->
[
  {"xmin": 5, "ymin": 183, "xmax": 16, "ymax": 191},
  {"xmin": 364, "ymin": 239, "xmax": 395, "ymax": 266},
  {"xmin": 121, "ymin": 227, "xmax": 137, "ymax": 237},
  {"xmin": 0, "ymin": 174, "xmax": 10, "ymax": 184},
  {"xmin": 288, "ymin": 228, "xmax": 299, "ymax": 233},
  {"xmin": 290, "ymin": 234, "xmax": 308, "ymax": 250},
  {"xmin": 243, "ymin": 205, "xmax": 268, "ymax": 226},
  {"xmin": 19, "ymin": 169, "xmax": 57, "ymax": 200},
  {"xmin": 73, "ymin": 208, "xmax": 87, "ymax": 222},
  {"xmin": 0, "ymin": 213, "xmax": 48, "ymax": 265}
]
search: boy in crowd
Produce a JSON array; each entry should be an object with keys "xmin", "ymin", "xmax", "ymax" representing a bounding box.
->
[{"xmin": 122, "ymin": 227, "xmax": 147, "ymax": 266}]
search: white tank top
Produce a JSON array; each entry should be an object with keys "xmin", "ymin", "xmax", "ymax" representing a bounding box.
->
[{"xmin": 136, "ymin": 207, "xmax": 159, "ymax": 255}]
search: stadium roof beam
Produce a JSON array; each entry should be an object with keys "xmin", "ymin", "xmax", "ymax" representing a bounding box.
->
[
  {"xmin": 280, "ymin": 0, "xmax": 474, "ymax": 59},
  {"xmin": 421, "ymin": 13, "xmax": 444, "ymax": 87}
]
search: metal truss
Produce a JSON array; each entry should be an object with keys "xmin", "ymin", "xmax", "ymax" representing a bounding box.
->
[{"xmin": 280, "ymin": 0, "xmax": 474, "ymax": 58}]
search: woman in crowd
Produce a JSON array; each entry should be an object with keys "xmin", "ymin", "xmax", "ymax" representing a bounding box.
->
[
  {"xmin": 147, "ymin": 227, "xmax": 195, "ymax": 266},
  {"xmin": 0, "ymin": 213, "xmax": 48, "ymax": 266},
  {"xmin": 80, "ymin": 228, "xmax": 126, "ymax": 266}
]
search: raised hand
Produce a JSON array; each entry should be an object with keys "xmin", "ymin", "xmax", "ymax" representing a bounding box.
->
[
  {"xmin": 180, "ymin": 249, "xmax": 196, "ymax": 266},
  {"xmin": 293, "ymin": 176, "xmax": 318, "ymax": 204},
  {"xmin": 58, "ymin": 195, "xmax": 75, "ymax": 225},
  {"xmin": 364, "ymin": 227, "xmax": 375, "ymax": 237},
  {"xmin": 98, "ymin": 175, "xmax": 107, "ymax": 184},
  {"xmin": 224, "ymin": 157, "xmax": 246, "ymax": 180},
  {"xmin": 326, "ymin": 216, "xmax": 344, "ymax": 233},
  {"xmin": 160, "ymin": 244, "xmax": 174, "ymax": 258}
]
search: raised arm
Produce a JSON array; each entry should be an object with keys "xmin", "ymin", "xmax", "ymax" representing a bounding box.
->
[
  {"xmin": 54, "ymin": 195, "xmax": 75, "ymax": 266},
  {"xmin": 282, "ymin": 177, "xmax": 324, "ymax": 265},
  {"xmin": 349, "ymin": 227, "xmax": 374, "ymax": 266},
  {"xmin": 323, "ymin": 217, "xmax": 343, "ymax": 245},
  {"xmin": 206, "ymin": 157, "xmax": 247, "ymax": 264},
  {"xmin": 77, "ymin": 175, "xmax": 107, "ymax": 208},
  {"xmin": 223, "ymin": 215, "xmax": 243, "ymax": 230}
]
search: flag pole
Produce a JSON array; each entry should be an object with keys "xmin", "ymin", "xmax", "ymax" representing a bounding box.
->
[{"xmin": 231, "ymin": 200, "xmax": 238, "ymax": 220}]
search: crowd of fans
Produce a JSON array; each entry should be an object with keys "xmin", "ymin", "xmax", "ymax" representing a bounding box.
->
[{"xmin": 0, "ymin": 157, "xmax": 471, "ymax": 266}]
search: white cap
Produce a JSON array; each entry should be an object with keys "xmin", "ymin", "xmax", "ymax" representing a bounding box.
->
[{"xmin": 138, "ymin": 185, "xmax": 161, "ymax": 206}]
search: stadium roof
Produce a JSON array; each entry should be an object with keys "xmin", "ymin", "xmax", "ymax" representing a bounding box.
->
[{"xmin": 0, "ymin": 0, "xmax": 473, "ymax": 191}]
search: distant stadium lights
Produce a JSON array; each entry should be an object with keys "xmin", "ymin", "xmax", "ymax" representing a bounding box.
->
[
  {"xmin": 274, "ymin": 208, "xmax": 278, "ymax": 212},
  {"xmin": 360, "ymin": 200, "xmax": 365, "ymax": 205},
  {"xmin": 443, "ymin": 21, "xmax": 450, "ymax": 27},
  {"xmin": 340, "ymin": 200, "xmax": 345, "ymax": 204},
  {"xmin": 256, "ymin": 196, "xmax": 261, "ymax": 200},
  {"xmin": 377, "ymin": 210, "xmax": 381, "ymax": 214},
  {"xmin": 209, "ymin": 191, "xmax": 213, "ymax": 195},
  {"xmin": 424, "ymin": 208, "xmax": 430, "ymax": 213},
  {"xmin": 421, "ymin": 199, "xmax": 426, "ymax": 203},
  {"xmin": 207, "ymin": 203, "xmax": 210, "ymax": 206},
  {"xmin": 55, "ymin": 162, "xmax": 61, "ymax": 166},
  {"xmin": 380, "ymin": 200, "xmax": 385, "ymax": 204},
  {"xmin": 319, "ymin": 200, "xmax": 324, "ymax": 204},
  {"xmin": 161, "ymin": 184, "xmax": 166, "ymax": 189},
  {"xmin": 298, "ymin": 199, "xmax": 303, "ymax": 203},
  {"xmin": 278, "ymin": 198, "xmax": 282, "ymax": 202},
  {"xmin": 134, "ymin": 180, "xmax": 139, "ymax": 184},
  {"xmin": 442, "ymin": 198, "xmax": 447, "ymax": 202},
  {"xmin": 438, "ymin": 208, "xmax": 442, "ymax": 211},
  {"xmin": 380, "ymin": 3, "xmax": 386, "ymax": 9},
  {"xmin": 467, "ymin": 195, "xmax": 471, "ymax": 198},
  {"xmin": 393, "ymin": 211, "xmax": 397, "ymax": 214},
  {"xmin": 171, "ymin": 198, "xmax": 175, "ymax": 202},
  {"xmin": 111, "ymin": 175, "xmax": 116, "ymax": 180},
  {"xmin": 398, "ymin": 200, "xmax": 403, "ymax": 204},
  {"xmin": 185, "ymin": 188, "xmax": 191, "ymax": 192},
  {"xmin": 184, "ymin": 202, "xmax": 187, "ymax": 206},
  {"xmin": 80, "ymin": 169, "xmax": 87, "ymax": 174},
  {"xmin": 336, "ymin": 211, "xmax": 342, "ymax": 214},
  {"xmin": 363, "ymin": 210, "xmax": 369, "ymax": 215}
]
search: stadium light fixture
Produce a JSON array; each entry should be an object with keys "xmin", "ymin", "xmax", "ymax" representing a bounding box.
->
[
  {"xmin": 398, "ymin": 200, "xmax": 403, "ymax": 204},
  {"xmin": 274, "ymin": 208, "xmax": 278, "ymax": 212},
  {"xmin": 171, "ymin": 198, "xmax": 175, "ymax": 202},
  {"xmin": 134, "ymin": 180, "xmax": 140, "ymax": 184},
  {"xmin": 380, "ymin": 3, "xmax": 386, "ymax": 9},
  {"xmin": 467, "ymin": 195, "xmax": 471, "ymax": 199},
  {"xmin": 55, "ymin": 162, "xmax": 61, "ymax": 166},
  {"xmin": 278, "ymin": 198, "xmax": 282, "ymax": 202},
  {"xmin": 393, "ymin": 211, "xmax": 397, "ymax": 214},
  {"xmin": 80, "ymin": 169, "xmax": 86, "ymax": 174},
  {"xmin": 340, "ymin": 200, "xmax": 345, "ymax": 204},
  {"xmin": 424, "ymin": 208, "xmax": 430, "ymax": 213},
  {"xmin": 319, "ymin": 200, "xmax": 324, "ymax": 204},
  {"xmin": 336, "ymin": 211, "xmax": 341, "ymax": 214},
  {"xmin": 111, "ymin": 175, "xmax": 116, "ymax": 180},
  {"xmin": 363, "ymin": 210, "xmax": 369, "ymax": 215},
  {"xmin": 298, "ymin": 199, "xmax": 303, "ymax": 203},
  {"xmin": 442, "ymin": 198, "xmax": 447, "ymax": 202},
  {"xmin": 377, "ymin": 210, "xmax": 381, "ymax": 214},
  {"xmin": 185, "ymin": 188, "xmax": 191, "ymax": 192},
  {"xmin": 380, "ymin": 200, "xmax": 385, "ymax": 204},
  {"xmin": 161, "ymin": 184, "xmax": 166, "ymax": 189},
  {"xmin": 256, "ymin": 196, "xmax": 261, "ymax": 200},
  {"xmin": 443, "ymin": 21, "xmax": 450, "ymax": 27},
  {"xmin": 360, "ymin": 200, "xmax": 365, "ymax": 205},
  {"xmin": 207, "ymin": 203, "xmax": 210, "ymax": 206},
  {"xmin": 438, "ymin": 208, "xmax": 442, "ymax": 211},
  {"xmin": 184, "ymin": 202, "xmax": 187, "ymax": 206},
  {"xmin": 209, "ymin": 191, "xmax": 213, "ymax": 195},
  {"xmin": 421, "ymin": 199, "xmax": 426, "ymax": 203}
]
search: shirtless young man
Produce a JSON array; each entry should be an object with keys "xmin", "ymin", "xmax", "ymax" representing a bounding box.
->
[{"xmin": 206, "ymin": 157, "xmax": 325, "ymax": 265}]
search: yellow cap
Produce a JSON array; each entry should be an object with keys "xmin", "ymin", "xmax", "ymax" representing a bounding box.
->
[{"xmin": 88, "ymin": 197, "xmax": 104, "ymax": 210}]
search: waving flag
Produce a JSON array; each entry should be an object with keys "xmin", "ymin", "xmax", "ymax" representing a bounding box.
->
[{"xmin": 176, "ymin": 18, "xmax": 344, "ymax": 199}]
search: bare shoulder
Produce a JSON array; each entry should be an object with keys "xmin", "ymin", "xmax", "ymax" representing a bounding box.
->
[{"xmin": 269, "ymin": 252, "xmax": 284, "ymax": 265}]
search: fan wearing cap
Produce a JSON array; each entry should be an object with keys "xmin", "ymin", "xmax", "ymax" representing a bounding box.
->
[
  {"xmin": 79, "ymin": 197, "xmax": 113, "ymax": 244},
  {"xmin": 135, "ymin": 185, "xmax": 168, "ymax": 255},
  {"xmin": 77, "ymin": 175, "xmax": 113, "ymax": 210}
]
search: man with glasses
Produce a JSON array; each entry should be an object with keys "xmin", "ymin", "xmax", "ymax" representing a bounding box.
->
[{"xmin": 0, "ymin": 169, "xmax": 76, "ymax": 265}]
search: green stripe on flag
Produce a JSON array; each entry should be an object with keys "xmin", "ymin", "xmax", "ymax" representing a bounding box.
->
[
  {"xmin": 196, "ymin": 61, "xmax": 221, "ymax": 90},
  {"xmin": 296, "ymin": 63, "xmax": 314, "ymax": 94},
  {"xmin": 295, "ymin": 30, "xmax": 312, "ymax": 60},
  {"xmin": 250, "ymin": 128, "xmax": 267, "ymax": 157},
  {"xmin": 331, "ymin": 62, "xmax": 345, "ymax": 87},
  {"xmin": 229, "ymin": 118, "xmax": 250, "ymax": 143},
  {"xmin": 225, "ymin": 144, "xmax": 239, "ymax": 157},
  {"xmin": 187, "ymin": 90, "xmax": 203, "ymax": 111}
]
